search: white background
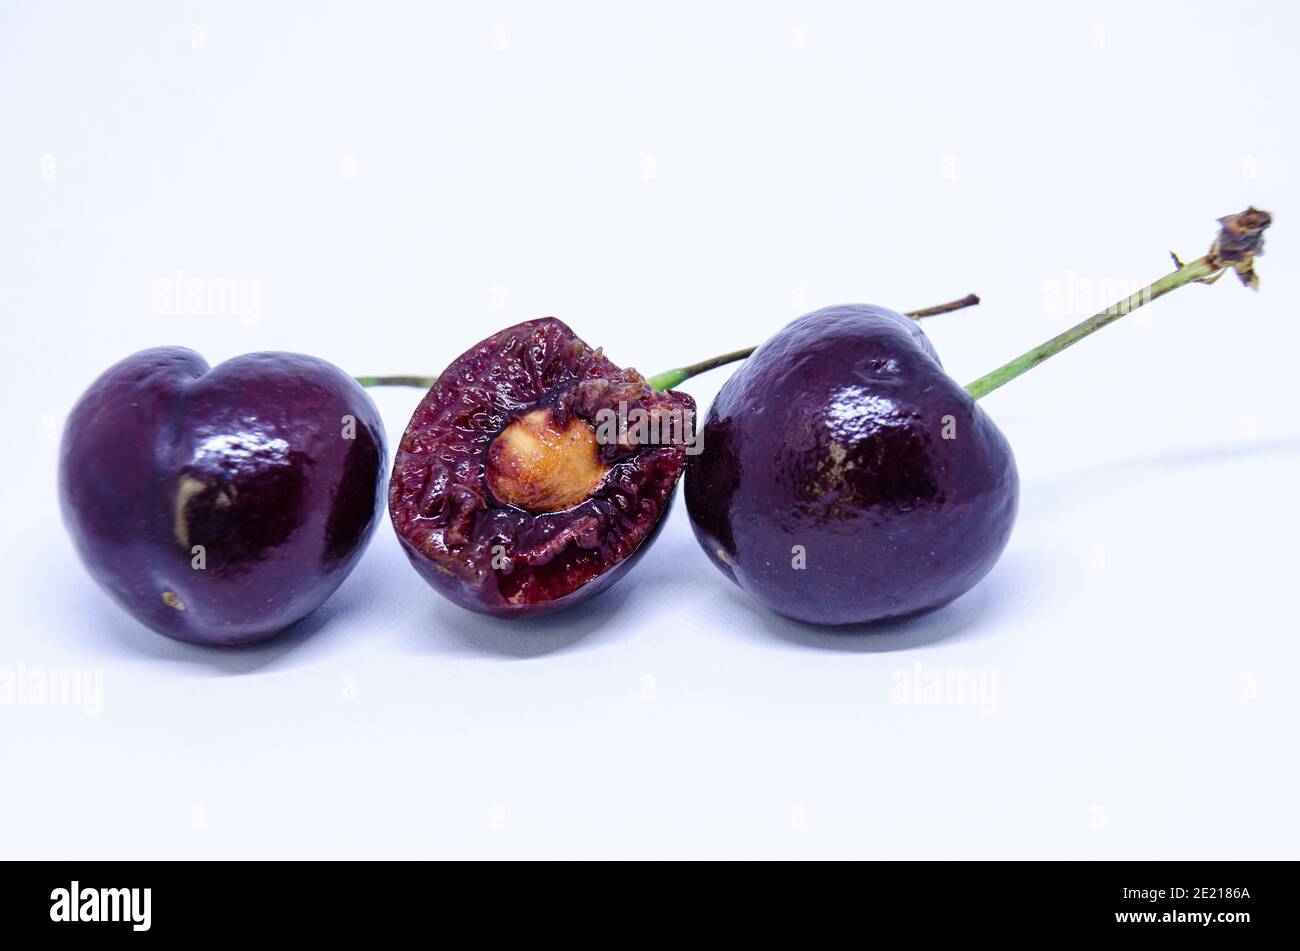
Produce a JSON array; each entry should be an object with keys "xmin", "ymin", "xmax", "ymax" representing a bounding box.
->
[{"xmin": 2, "ymin": 1, "xmax": 1297, "ymax": 859}]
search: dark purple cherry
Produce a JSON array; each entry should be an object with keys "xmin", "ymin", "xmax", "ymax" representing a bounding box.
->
[
  {"xmin": 388, "ymin": 318, "xmax": 695, "ymax": 617},
  {"xmin": 60, "ymin": 347, "xmax": 386, "ymax": 646},
  {"xmin": 686, "ymin": 304, "xmax": 1018, "ymax": 625}
]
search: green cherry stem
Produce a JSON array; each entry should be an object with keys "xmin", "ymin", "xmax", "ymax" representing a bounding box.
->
[
  {"xmin": 643, "ymin": 347, "xmax": 757, "ymax": 392},
  {"xmin": 964, "ymin": 259, "xmax": 1215, "ymax": 400},
  {"xmin": 354, "ymin": 374, "xmax": 439, "ymax": 388},
  {"xmin": 964, "ymin": 208, "xmax": 1273, "ymax": 400},
  {"xmin": 643, "ymin": 293, "xmax": 980, "ymax": 391}
]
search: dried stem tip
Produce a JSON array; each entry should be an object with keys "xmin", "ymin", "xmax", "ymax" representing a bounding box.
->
[{"xmin": 1206, "ymin": 207, "xmax": 1273, "ymax": 289}]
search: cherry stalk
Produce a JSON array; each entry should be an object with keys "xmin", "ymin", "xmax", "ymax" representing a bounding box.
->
[{"xmin": 355, "ymin": 293, "xmax": 980, "ymax": 391}]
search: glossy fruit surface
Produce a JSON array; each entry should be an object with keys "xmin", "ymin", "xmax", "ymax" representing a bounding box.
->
[
  {"xmin": 389, "ymin": 317, "xmax": 694, "ymax": 617},
  {"xmin": 685, "ymin": 304, "xmax": 1018, "ymax": 625},
  {"xmin": 60, "ymin": 347, "xmax": 386, "ymax": 646}
]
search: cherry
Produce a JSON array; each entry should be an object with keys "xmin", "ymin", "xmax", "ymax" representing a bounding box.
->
[
  {"xmin": 60, "ymin": 348, "xmax": 386, "ymax": 645},
  {"xmin": 687, "ymin": 303, "xmax": 1016, "ymax": 624},
  {"xmin": 387, "ymin": 318, "xmax": 694, "ymax": 616}
]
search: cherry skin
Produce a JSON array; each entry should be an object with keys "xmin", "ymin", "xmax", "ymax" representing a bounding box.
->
[
  {"xmin": 60, "ymin": 347, "xmax": 387, "ymax": 646},
  {"xmin": 685, "ymin": 304, "xmax": 1019, "ymax": 626}
]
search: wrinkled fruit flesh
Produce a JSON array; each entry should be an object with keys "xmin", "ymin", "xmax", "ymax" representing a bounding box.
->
[
  {"xmin": 389, "ymin": 317, "xmax": 695, "ymax": 617},
  {"xmin": 60, "ymin": 347, "xmax": 387, "ymax": 646},
  {"xmin": 685, "ymin": 304, "xmax": 1019, "ymax": 626}
]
